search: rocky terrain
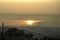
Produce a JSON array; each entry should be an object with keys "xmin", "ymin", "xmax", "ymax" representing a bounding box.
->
[{"xmin": 0, "ymin": 27, "xmax": 56, "ymax": 40}]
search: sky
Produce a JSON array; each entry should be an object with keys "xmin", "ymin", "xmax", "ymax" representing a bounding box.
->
[
  {"xmin": 0, "ymin": 0, "xmax": 60, "ymax": 27},
  {"xmin": 0, "ymin": 0, "xmax": 60, "ymax": 15}
]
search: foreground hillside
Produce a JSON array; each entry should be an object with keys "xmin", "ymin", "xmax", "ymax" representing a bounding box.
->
[{"xmin": 0, "ymin": 27, "xmax": 56, "ymax": 40}]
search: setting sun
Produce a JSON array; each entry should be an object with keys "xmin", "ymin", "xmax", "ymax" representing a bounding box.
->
[
  {"xmin": 25, "ymin": 20, "xmax": 41, "ymax": 25},
  {"xmin": 26, "ymin": 20, "xmax": 35, "ymax": 25}
]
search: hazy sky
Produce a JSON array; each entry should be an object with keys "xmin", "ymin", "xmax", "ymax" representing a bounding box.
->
[
  {"xmin": 0, "ymin": 0, "xmax": 60, "ymax": 27},
  {"xmin": 0, "ymin": 0, "xmax": 60, "ymax": 15}
]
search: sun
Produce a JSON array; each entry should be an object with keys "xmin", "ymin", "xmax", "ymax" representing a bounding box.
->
[
  {"xmin": 25, "ymin": 20, "xmax": 42, "ymax": 25},
  {"xmin": 26, "ymin": 20, "xmax": 35, "ymax": 25}
]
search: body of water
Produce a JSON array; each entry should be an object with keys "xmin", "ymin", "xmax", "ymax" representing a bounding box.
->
[
  {"xmin": 0, "ymin": 14, "xmax": 60, "ymax": 27},
  {"xmin": 0, "ymin": 14, "xmax": 60, "ymax": 39}
]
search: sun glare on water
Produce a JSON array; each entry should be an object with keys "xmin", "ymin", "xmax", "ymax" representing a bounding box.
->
[
  {"xmin": 25, "ymin": 20, "xmax": 41, "ymax": 25},
  {"xmin": 26, "ymin": 20, "xmax": 35, "ymax": 25}
]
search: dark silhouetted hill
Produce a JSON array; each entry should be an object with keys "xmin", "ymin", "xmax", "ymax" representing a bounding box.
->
[{"xmin": 0, "ymin": 27, "xmax": 58, "ymax": 40}]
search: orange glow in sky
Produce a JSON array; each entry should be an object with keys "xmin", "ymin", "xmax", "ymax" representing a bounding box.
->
[
  {"xmin": 26, "ymin": 20, "xmax": 35, "ymax": 25},
  {"xmin": 0, "ymin": 0, "xmax": 54, "ymax": 2},
  {"xmin": 25, "ymin": 20, "xmax": 41, "ymax": 25}
]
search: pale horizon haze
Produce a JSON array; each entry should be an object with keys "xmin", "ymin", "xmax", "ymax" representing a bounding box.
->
[
  {"xmin": 0, "ymin": 0, "xmax": 60, "ymax": 27},
  {"xmin": 0, "ymin": 0, "xmax": 60, "ymax": 15}
]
